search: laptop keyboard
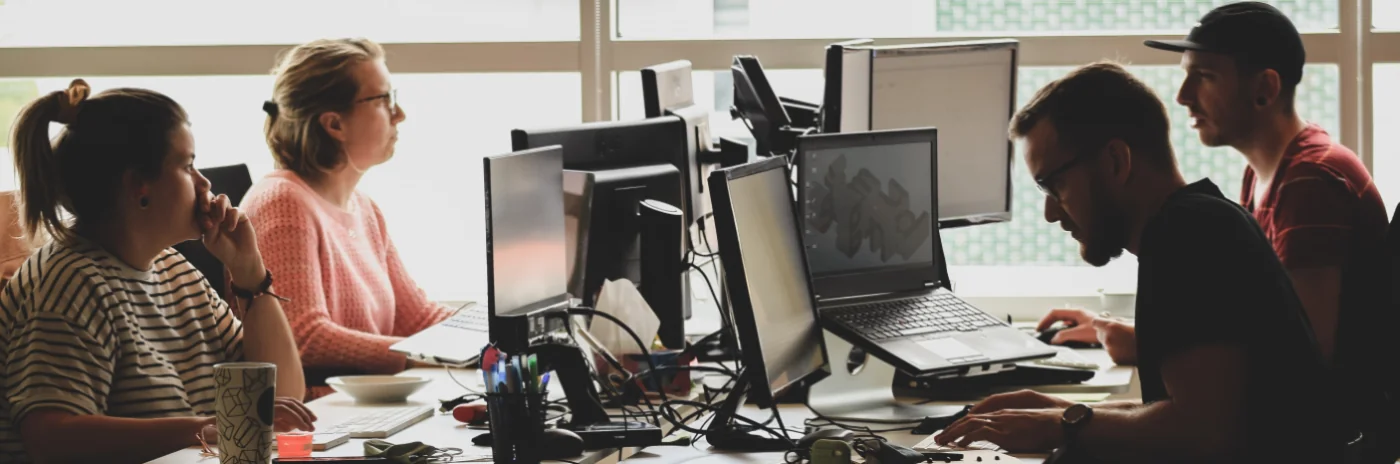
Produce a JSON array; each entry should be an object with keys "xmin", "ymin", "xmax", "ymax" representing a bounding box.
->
[
  {"xmin": 831, "ymin": 293, "xmax": 1005, "ymax": 341},
  {"xmin": 439, "ymin": 305, "xmax": 488, "ymax": 331}
]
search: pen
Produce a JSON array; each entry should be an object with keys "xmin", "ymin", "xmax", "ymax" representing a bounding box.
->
[
  {"xmin": 540, "ymin": 372, "xmax": 552, "ymax": 392},
  {"xmin": 508, "ymin": 357, "xmax": 523, "ymax": 393}
]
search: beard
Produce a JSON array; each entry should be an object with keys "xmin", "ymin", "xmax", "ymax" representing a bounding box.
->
[{"xmin": 1078, "ymin": 181, "xmax": 1128, "ymax": 267}]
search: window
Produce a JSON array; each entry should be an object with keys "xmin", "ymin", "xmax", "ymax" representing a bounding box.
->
[
  {"xmin": 0, "ymin": 73, "xmax": 582, "ymax": 302},
  {"xmin": 0, "ymin": 0, "xmax": 579, "ymax": 47},
  {"xmin": 616, "ymin": 0, "xmax": 1336, "ymax": 39},
  {"xmin": 1373, "ymin": 64, "xmax": 1400, "ymax": 204},
  {"xmin": 1376, "ymin": 0, "xmax": 1400, "ymax": 30},
  {"xmin": 619, "ymin": 64, "xmax": 1341, "ymax": 268}
]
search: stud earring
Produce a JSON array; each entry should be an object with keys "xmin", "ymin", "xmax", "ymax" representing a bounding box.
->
[
  {"xmin": 1256, "ymin": 98, "xmax": 1268, "ymax": 106},
  {"xmin": 139, "ymin": 197, "xmax": 149, "ymax": 208}
]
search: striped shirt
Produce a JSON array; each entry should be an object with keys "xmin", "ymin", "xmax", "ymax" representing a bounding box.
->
[{"xmin": 0, "ymin": 237, "xmax": 243, "ymax": 463}]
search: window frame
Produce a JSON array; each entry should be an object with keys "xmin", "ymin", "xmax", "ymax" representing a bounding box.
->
[{"xmin": 0, "ymin": 0, "xmax": 1388, "ymax": 305}]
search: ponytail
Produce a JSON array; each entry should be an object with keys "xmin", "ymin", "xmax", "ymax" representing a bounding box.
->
[{"xmin": 10, "ymin": 79, "xmax": 89, "ymax": 243}]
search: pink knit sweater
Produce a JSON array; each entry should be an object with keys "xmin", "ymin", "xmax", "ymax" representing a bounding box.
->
[{"xmin": 242, "ymin": 170, "xmax": 451, "ymax": 380}]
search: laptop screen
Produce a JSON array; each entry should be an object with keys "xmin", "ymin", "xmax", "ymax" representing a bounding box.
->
[{"xmin": 798, "ymin": 135, "xmax": 938, "ymax": 280}]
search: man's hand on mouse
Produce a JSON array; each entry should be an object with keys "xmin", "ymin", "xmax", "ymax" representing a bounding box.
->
[{"xmin": 1038, "ymin": 308, "xmax": 1138, "ymax": 365}]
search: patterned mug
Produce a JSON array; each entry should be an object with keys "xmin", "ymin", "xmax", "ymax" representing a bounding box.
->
[{"xmin": 214, "ymin": 362, "xmax": 277, "ymax": 464}]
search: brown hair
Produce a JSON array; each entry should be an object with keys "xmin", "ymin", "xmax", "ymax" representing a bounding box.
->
[
  {"xmin": 9, "ymin": 80, "xmax": 188, "ymax": 243},
  {"xmin": 264, "ymin": 38, "xmax": 385, "ymax": 181},
  {"xmin": 1010, "ymin": 61, "xmax": 1176, "ymax": 171}
]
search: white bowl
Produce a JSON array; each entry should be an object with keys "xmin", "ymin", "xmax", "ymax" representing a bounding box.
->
[{"xmin": 325, "ymin": 375, "xmax": 430, "ymax": 403}]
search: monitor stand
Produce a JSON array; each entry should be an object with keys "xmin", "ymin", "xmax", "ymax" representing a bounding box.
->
[
  {"xmin": 517, "ymin": 342, "xmax": 663, "ymax": 449},
  {"xmin": 806, "ymin": 329, "xmax": 967, "ymax": 423},
  {"xmin": 704, "ymin": 369, "xmax": 795, "ymax": 452}
]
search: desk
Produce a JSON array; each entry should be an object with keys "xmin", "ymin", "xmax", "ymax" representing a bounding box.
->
[
  {"xmin": 150, "ymin": 368, "xmax": 621, "ymax": 464},
  {"xmin": 626, "ymin": 349, "xmax": 1136, "ymax": 464},
  {"xmin": 151, "ymin": 351, "xmax": 1132, "ymax": 463}
]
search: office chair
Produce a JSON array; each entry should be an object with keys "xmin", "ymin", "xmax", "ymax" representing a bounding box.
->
[{"xmin": 173, "ymin": 164, "xmax": 254, "ymax": 300}]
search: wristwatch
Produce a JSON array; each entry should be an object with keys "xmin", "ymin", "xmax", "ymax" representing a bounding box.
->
[{"xmin": 1061, "ymin": 403, "xmax": 1094, "ymax": 448}]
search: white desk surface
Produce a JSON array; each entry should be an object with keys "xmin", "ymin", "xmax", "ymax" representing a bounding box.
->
[
  {"xmin": 627, "ymin": 349, "xmax": 1136, "ymax": 464},
  {"xmin": 149, "ymin": 367, "xmax": 619, "ymax": 464},
  {"xmin": 150, "ymin": 350, "xmax": 1133, "ymax": 464}
]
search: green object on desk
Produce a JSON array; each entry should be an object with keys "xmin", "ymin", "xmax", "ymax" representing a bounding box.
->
[{"xmin": 364, "ymin": 439, "xmax": 462, "ymax": 464}]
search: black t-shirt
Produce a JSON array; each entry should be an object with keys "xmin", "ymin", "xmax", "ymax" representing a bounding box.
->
[{"xmin": 1135, "ymin": 179, "xmax": 1341, "ymax": 460}]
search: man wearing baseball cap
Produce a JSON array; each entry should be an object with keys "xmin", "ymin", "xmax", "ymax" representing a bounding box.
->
[{"xmin": 1145, "ymin": 2, "xmax": 1395, "ymax": 462}]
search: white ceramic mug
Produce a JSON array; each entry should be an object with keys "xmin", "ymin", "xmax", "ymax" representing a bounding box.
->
[{"xmin": 214, "ymin": 362, "xmax": 276, "ymax": 464}]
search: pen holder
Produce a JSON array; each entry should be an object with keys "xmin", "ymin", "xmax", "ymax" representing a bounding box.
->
[{"xmin": 485, "ymin": 391, "xmax": 548, "ymax": 464}]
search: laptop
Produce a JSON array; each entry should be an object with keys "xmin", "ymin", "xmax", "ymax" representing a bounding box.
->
[
  {"xmin": 795, "ymin": 128, "xmax": 1054, "ymax": 376},
  {"xmin": 390, "ymin": 302, "xmax": 491, "ymax": 366}
]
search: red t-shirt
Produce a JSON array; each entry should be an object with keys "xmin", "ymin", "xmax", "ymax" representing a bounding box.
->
[
  {"xmin": 1240, "ymin": 124, "xmax": 1392, "ymax": 418},
  {"xmin": 1241, "ymin": 124, "xmax": 1388, "ymax": 271}
]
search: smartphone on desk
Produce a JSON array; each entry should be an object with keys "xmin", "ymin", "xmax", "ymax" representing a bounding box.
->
[{"xmin": 273, "ymin": 458, "xmax": 389, "ymax": 463}]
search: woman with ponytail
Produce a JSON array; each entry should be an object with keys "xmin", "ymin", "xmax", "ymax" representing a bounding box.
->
[
  {"xmin": 0, "ymin": 81, "xmax": 313, "ymax": 463},
  {"xmin": 244, "ymin": 38, "xmax": 452, "ymax": 400}
]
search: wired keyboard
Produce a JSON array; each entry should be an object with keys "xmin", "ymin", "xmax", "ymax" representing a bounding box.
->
[
  {"xmin": 320, "ymin": 406, "xmax": 435, "ymax": 438},
  {"xmin": 831, "ymin": 293, "xmax": 1006, "ymax": 341}
]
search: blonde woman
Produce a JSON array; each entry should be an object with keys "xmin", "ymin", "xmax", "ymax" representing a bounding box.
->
[{"xmin": 245, "ymin": 38, "xmax": 452, "ymax": 399}]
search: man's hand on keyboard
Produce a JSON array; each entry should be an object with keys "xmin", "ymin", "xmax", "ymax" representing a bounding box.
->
[
  {"xmin": 273, "ymin": 396, "xmax": 318, "ymax": 433},
  {"xmin": 934, "ymin": 408, "xmax": 1065, "ymax": 453},
  {"xmin": 970, "ymin": 389, "xmax": 1073, "ymax": 414}
]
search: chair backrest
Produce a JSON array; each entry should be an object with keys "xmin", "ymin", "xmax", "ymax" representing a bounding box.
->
[{"xmin": 173, "ymin": 164, "xmax": 254, "ymax": 300}]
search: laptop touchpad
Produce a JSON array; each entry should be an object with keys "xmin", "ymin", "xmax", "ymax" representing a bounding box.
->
[{"xmin": 917, "ymin": 338, "xmax": 982, "ymax": 360}]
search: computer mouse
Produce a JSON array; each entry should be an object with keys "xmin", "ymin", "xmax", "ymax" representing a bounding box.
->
[
  {"xmin": 1037, "ymin": 324, "xmax": 1101, "ymax": 349},
  {"xmin": 539, "ymin": 428, "xmax": 585, "ymax": 459},
  {"xmin": 798, "ymin": 428, "xmax": 855, "ymax": 450}
]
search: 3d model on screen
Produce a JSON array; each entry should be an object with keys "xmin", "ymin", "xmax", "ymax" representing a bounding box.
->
[{"xmin": 807, "ymin": 155, "xmax": 931, "ymax": 262}]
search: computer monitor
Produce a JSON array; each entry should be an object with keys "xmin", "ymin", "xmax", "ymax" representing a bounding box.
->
[
  {"xmin": 512, "ymin": 117, "xmax": 688, "ymax": 172},
  {"xmin": 642, "ymin": 60, "xmax": 696, "ymax": 118},
  {"xmin": 483, "ymin": 145, "xmax": 572, "ymax": 353},
  {"xmin": 822, "ymin": 39, "xmax": 1017, "ymax": 228},
  {"xmin": 563, "ymin": 170, "xmax": 595, "ymax": 300},
  {"xmin": 514, "ymin": 121, "xmax": 691, "ymax": 349},
  {"xmin": 705, "ymin": 156, "xmax": 829, "ymax": 451},
  {"xmin": 641, "ymin": 60, "xmax": 711, "ymax": 228}
]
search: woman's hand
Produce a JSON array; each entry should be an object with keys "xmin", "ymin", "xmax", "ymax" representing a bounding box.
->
[
  {"xmin": 197, "ymin": 397, "xmax": 318, "ymax": 443},
  {"xmin": 272, "ymin": 397, "xmax": 318, "ymax": 432},
  {"xmin": 198, "ymin": 186, "xmax": 265, "ymax": 288}
]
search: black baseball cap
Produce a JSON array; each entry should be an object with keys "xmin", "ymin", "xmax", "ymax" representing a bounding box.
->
[{"xmin": 1144, "ymin": 1, "xmax": 1305, "ymax": 86}]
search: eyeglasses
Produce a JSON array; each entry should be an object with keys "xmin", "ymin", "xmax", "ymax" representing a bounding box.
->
[
  {"xmin": 354, "ymin": 89, "xmax": 398, "ymax": 117},
  {"xmin": 1034, "ymin": 149, "xmax": 1101, "ymax": 202}
]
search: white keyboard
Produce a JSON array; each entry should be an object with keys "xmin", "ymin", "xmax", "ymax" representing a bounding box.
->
[
  {"xmin": 1030, "ymin": 346, "xmax": 1101, "ymax": 370},
  {"xmin": 320, "ymin": 406, "xmax": 435, "ymax": 438},
  {"xmin": 914, "ymin": 433, "xmax": 1003, "ymax": 452}
]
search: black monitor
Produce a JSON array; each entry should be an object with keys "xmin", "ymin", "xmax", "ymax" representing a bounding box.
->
[
  {"xmin": 483, "ymin": 146, "xmax": 664, "ymax": 447},
  {"xmin": 483, "ymin": 145, "xmax": 572, "ymax": 354},
  {"xmin": 821, "ymin": 39, "xmax": 1017, "ymax": 229},
  {"xmin": 641, "ymin": 60, "xmax": 711, "ymax": 229},
  {"xmin": 705, "ymin": 156, "xmax": 829, "ymax": 451},
  {"xmin": 514, "ymin": 120, "xmax": 691, "ymax": 349}
]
